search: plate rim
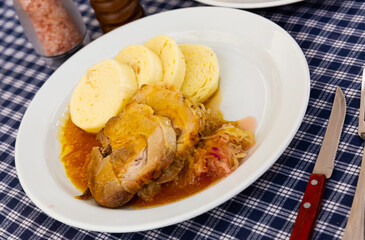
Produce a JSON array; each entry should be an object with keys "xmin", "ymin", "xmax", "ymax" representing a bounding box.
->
[
  {"xmin": 195, "ymin": 0, "xmax": 304, "ymax": 9},
  {"xmin": 15, "ymin": 6, "xmax": 310, "ymax": 233}
]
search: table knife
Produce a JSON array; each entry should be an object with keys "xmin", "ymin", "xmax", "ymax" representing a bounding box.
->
[{"xmin": 290, "ymin": 87, "xmax": 346, "ymax": 240}]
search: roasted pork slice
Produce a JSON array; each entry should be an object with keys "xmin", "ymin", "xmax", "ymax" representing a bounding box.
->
[
  {"xmin": 132, "ymin": 84, "xmax": 205, "ymax": 184},
  {"xmin": 87, "ymin": 148, "xmax": 134, "ymax": 208},
  {"xmin": 132, "ymin": 84, "xmax": 205, "ymax": 158},
  {"xmin": 87, "ymin": 103, "xmax": 176, "ymax": 208}
]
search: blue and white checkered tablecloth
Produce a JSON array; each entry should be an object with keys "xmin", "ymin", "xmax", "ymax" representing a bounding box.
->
[{"xmin": 1, "ymin": 0, "xmax": 365, "ymax": 239}]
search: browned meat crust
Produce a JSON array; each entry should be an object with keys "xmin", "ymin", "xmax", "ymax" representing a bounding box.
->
[{"xmin": 87, "ymin": 102, "xmax": 176, "ymax": 208}]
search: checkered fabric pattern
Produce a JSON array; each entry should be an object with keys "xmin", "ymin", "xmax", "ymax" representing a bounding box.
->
[{"xmin": 1, "ymin": 0, "xmax": 364, "ymax": 239}]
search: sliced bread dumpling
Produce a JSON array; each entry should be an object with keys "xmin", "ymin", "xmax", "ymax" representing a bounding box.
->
[
  {"xmin": 70, "ymin": 59, "xmax": 137, "ymax": 133},
  {"xmin": 144, "ymin": 35, "xmax": 186, "ymax": 89},
  {"xmin": 179, "ymin": 44, "xmax": 219, "ymax": 102},
  {"xmin": 114, "ymin": 45, "xmax": 163, "ymax": 88}
]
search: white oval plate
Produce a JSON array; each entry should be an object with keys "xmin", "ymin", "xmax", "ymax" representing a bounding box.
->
[
  {"xmin": 15, "ymin": 7, "xmax": 310, "ymax": 233},
  {"xmin": 195, "ymin": 0, "xmax": 303, "ymax": 9}
]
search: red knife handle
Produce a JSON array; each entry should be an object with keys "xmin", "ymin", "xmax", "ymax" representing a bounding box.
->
[{"xmin": 290, "ymin": 174, "xmax": 326, "ymax": 240}]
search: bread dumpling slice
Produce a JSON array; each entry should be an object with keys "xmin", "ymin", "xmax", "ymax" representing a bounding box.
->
[
  {"xmin": 115, "ymin": 45, "xmax": 163, "ymax": 88},
  {"xmin": 70, "ymin": 59, "xmax": 137, "ymax": 133},
  {"xmin": 144, "ymin": 35, "xmax": 186, "ymax": 89},
  {"xmin": 179, "ymin": 44, "xmax": 219, "ymax": 102}
]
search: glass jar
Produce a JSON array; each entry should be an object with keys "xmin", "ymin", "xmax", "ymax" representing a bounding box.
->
[{"xmin": 13, "ymin": 0, "xmax": 89, "ymax": 68}]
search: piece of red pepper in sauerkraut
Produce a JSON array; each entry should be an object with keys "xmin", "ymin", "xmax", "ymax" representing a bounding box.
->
[{"xmin": 191, "ymin": 123, "xmax": 255, "ymax": 178}]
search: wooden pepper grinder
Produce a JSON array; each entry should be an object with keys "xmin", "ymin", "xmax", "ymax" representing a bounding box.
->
[{"xmin": 90, "ymin": 0, "xmax": 145, "ymax": 33}]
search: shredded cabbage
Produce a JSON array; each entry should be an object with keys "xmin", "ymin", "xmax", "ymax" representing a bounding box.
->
[{"xmin": 191, "ymin": 123, "xmax": 255, "ymax": 179}]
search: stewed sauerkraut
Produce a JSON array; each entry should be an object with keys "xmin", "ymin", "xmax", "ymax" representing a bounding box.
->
[{"xmin": 189, "ymin": 123, "xmax": 255, "ymax": 180}]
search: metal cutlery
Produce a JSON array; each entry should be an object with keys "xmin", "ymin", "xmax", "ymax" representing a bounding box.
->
[
  {"xmin": 290, "ymin": 87, "xmax": 346, "ymax": 240},
  {"xmin": 342, "ymin": 68, "xmax": 365, "ymax": 240}
]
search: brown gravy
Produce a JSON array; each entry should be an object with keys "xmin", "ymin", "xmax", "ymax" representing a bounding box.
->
[
  {"xmin": 127, "ymin": 174, "xmax": 218, "ymax": 208},
  {"xmin": 59, "ymin": 115, "xmax": 99, "ymax": 192}
]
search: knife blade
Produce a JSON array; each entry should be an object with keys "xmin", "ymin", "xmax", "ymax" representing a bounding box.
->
[{"xmin": 290, "ymin": 86, "xmax": 346, "ymax": 240}]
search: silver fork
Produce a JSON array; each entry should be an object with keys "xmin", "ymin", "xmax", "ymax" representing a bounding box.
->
[{"xmin": 342, "ymin": 67, "xmax": 365, "ymax": 240}]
